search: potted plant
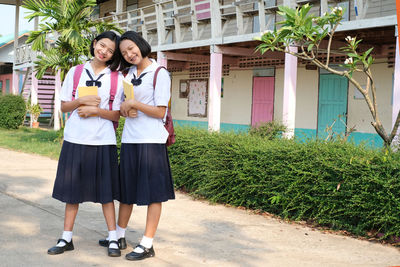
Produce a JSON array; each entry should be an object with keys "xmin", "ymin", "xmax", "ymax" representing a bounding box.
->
[{"xmin": 28, "ymin": 103, "xmax": 43, "ymax": 128}]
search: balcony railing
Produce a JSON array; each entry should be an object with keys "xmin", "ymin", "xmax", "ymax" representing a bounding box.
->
[
  {"xmin": 99, "ymin": 0, "xmax": 396, "ymax": 51},
  {"xmin": 14, "ymin": 0, "xmax": 396, "ymax": 67}
]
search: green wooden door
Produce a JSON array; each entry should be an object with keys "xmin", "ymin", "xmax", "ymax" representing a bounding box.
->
[{"xmin": 318, "ymin": 74, "xmax": 348, "ymax": 139}]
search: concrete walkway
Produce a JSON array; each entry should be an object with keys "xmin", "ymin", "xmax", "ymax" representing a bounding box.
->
[{"xmin": 0, "ymin": 147, "xmax": 399, "ymax": 267}]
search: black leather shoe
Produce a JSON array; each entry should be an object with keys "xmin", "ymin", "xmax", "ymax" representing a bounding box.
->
[
  {"xmin": 99, "ymin": 237, "xmax": 127, "ymax": 250},
  {"xmin": 47, "ymin": 239, "xmax": 74, "ymax": 255},
  {"xmin": 125, "ymin": 245, "xmax": 155, "ymax": 261},
  {"xmin": 119, "ymin": 237, "xmax": 127, "ymax": 250},
  {"xmin": 108, "ymin": 240, "xmax": 121, "ymax": 257}
]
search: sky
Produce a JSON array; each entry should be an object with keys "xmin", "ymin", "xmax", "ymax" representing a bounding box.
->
[{"xmin": 0, "ymin": 4, "xmax": 34, "ymax": 36}]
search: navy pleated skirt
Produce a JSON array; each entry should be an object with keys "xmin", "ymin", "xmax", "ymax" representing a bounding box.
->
[
  {"xmin": 118, "ymin": 143, "xmax": 175, "ymax": 205},
  {"xmin": 52, "ymin": 141, "xmax": 120, "ymax": 204}
]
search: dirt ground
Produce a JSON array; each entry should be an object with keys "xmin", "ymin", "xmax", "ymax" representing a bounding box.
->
[{"xmin": 0, "ymin": 147, "xmax": 399, "ymax": 267}]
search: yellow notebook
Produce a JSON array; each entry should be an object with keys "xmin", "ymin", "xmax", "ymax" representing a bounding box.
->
[
  {"xmin": 123, "ymin": 80, "xmax": 137, "ymax": 117},
  {"xmin": 77, "ymin": 86, "xmax": 98, "ymax": 117},
  {"xmin": 78, "ymin": 86, "xmax": 98, "ymax": 98},
  {"xmin": 122, "ymin": 79, "xmax": 134, "ymax": 100}
]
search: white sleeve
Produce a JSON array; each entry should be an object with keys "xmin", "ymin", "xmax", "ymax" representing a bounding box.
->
[
  {"xmin": 154, "ymin": 68, "xmax": 171, "ymax": 107},
  {"xmin": 112, "ymin": 72, "xmax": 125, "ymax": 111},
  {"xmin": 60, "ymin": 67, "xmax": 76, "ymax": 102}
]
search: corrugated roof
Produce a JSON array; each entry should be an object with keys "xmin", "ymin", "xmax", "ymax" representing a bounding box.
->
[{"xmin": 0, "ymin": 30, "xmax": 30, "ymax": 49}]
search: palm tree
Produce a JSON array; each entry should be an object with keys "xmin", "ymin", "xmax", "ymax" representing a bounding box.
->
[{"xmin": 23, "ymin": 0, "xmax": 123, "ymax": 80}]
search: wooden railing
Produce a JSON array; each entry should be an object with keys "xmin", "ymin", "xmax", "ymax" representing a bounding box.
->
[
  {"xmin": 100, "ymin": 0, "xmax": 280, "ymax": 49},
  {"xmin": 14, "ymin": 0, "xmax": 396, "ymax": 66}
]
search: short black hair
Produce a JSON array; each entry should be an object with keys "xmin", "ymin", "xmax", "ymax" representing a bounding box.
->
[
  {"xmin": 90, "ymin": 31, "xmax": 121, "ymax": 71},
  {"xmin": 119, "ymin": 31, "xmax": 151, "ymax": 71}
]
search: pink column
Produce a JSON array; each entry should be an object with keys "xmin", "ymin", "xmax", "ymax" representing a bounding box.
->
[
  {"xmin": 392, "ymin": 36, "xmax": 400, "ymax": 130},
  {"xmin": 54, "ymin": 69, "xmax": 62, "ymax": 130},
  {"xmin": 208, "ymin": 46, "xmax": 222, "ymax": 131},
  {"xmin": 30, "ymin": 71, "xmax": 38, "ymax": 127},
  {"xmin": 282, "ymin": 46, "xmax": 298, "ymax": 138},
  {"xmin": 12, "ymin": 71, "xmax": 19, "ymax": 95},
  {"xmin": 157, "ymin": 51, "xmax": 168, "ymax": 68}
]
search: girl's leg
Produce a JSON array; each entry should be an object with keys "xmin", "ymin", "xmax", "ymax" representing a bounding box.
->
[
  {"xmin": 48, "ymin": 203, "xmax": 78, "ymax": 255},
  {"xmin": 117, "ymin": 203, "xmax": 134, "ymax": 228},
  {"xmin": 102, "ymin": 202, "xmax": 116, "ymax": 231},
  {"xmin": 126, "ymin": 203, "xmax": 161, "ymax": 260},
  {"xmin": 144, "ymin": 202, "xmax": 162, "ymax": 238},
  {"xmin": 99, "ymin": 202, "xmax": 132, "ymax": 249},
  {"xmin": 58, "ymin": 203, "xmax": 79, "ymax": 245},
  {"xmin": 64, "ymin": 203, "xmax": 79, "ymax": 231},
  {"xmin": 102, "ymin": 201, "xmax": 120, "ymax": 255}
]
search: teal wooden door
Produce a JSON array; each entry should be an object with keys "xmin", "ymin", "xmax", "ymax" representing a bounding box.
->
[{"xmin": 317, "ymin": 74, "xmax": 348, "ymax": 138}]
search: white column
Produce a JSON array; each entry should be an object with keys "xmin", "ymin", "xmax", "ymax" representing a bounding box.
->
[
  {"xmin": 320, "ymin": 0, "xmax": 328, "ymax": 15},
  {"xmin": 282, "ymin": 46, "xmax": 298, "ymax": 139},
  {"xmin": 12, "ymin": 0, "xmax": 20, "ymax": 95},
  {"xmin": 54, "ymin": 69, "xmax": 62, "ymax": 130},
  {"xmin": 208, "ymin": 45, "xmax": 222, "ymax": 131},
  {"xmin": 116, "ymin": 0, "xmax": 123, "ymax": 14},
  {"xmin": 157, "ymin": 51, "xmax": 168, "ymax": 68},
  {"xmin": 210, "ymin": 0, "xmax": 222, "ymax": 40},
  {"xmin": 283, "ymin": 0, "xmax": 296, "ymax": 8},
  {"xmin": 12, "ymin": 71, "xmax": 19, "ymax": 95}
]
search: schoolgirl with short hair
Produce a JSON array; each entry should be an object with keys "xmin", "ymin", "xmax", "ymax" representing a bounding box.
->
[
  {"xmin": 48, "ymin": 31, "xmax": 124, "ymax": 257},
  {"xmin": 99, "ymin": 30, "xmax": 175, "ymax": 261}
]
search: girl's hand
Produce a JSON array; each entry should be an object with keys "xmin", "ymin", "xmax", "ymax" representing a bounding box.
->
[
  {"xmin": 128, "ymin": 109, "xmax": 137, "ymax": 118},
  {"xmin": 120, "ymin": 99, "xmax": 137, "ymax": 117},
  {"xmin": 78, "ymin": 95, "xmax": 101, "ymax": 106},
  {"xmin": 77, "ymin": 106, "xmax": 99, "ymax": 118}
]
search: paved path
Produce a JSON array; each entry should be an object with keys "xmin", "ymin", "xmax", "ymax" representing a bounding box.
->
[{"xmin": 0, "ymin": 147, "xmax": 399, "ymax": 267}]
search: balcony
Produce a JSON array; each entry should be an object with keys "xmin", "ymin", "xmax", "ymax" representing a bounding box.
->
[
  {"xmin": 14, "ymin": 0, "xmax": 397, "ymax": 67},
  {"xmin": 99, "ymin": 0, "xmax": 396, "ymax": 51}
]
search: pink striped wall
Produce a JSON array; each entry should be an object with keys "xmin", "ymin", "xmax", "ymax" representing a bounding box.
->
[{"xmin": 0, "ymin": 74, "xmax": 13, "ymax": 95}]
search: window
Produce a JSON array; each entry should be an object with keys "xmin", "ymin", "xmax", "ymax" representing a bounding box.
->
[
  {"xmin": 91, "ymin": 6, "xmax": 100, "ymax": 19},
  {"xmin": 5, "ymin": 79, "xmax": 10, "ymax": 94}
]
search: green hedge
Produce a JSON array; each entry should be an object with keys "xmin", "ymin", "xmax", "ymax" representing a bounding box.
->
[
  {"xmin": 168, "ymin": 127, "xmax": 400, "ymax": 240},
  {"xmin": 0, "ymin": 95, "xmax": 26, "ymax": 129}
]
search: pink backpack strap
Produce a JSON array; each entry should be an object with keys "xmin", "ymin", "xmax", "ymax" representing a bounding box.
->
[
  {"xmin": 109, "ymin": 71, "xmax": 118, "ymax": 110},
  {"xmin": 153, "ymin": 66, "xmax": 166, "ymax": 89},
  {"xmin": 72, "ymin": 64, "xmax": 84, "ymax": 100}
]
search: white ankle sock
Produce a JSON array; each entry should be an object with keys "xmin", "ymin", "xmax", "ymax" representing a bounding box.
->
[
  {"xmin": 133, "ymin": 236, "xmax": 153, "ymax": 253},
  {"xmin": 108, "ymin": 230, "xmax": 118, "ymax": 249},
  {"xmin": 116, "ymin": 224, "xmax": 126, "ymax": 239},
  {"xmin": 56, "ymin": 231, "xmax": 72, "ymax": 247}
]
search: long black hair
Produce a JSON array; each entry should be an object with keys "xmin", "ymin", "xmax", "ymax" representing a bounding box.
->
[
  {"xmin": 119, "ymin": 31, "xmax": 151, "ymax": 71},
  {"xmin": 90, "ymin": 31, "xmax": 121, "ymax": 71}
]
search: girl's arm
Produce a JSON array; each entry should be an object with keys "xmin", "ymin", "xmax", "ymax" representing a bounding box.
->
[
  {"xmin": 77, "ymin": 106, "xmax": 120, "ymax": 122},
  {"xmin": 61, "ymin": 95, "xmax": 101, "ymax": 113},
  {"xmin": 120, "ymin": 99, "xmax": 166, "ymax": 119}
]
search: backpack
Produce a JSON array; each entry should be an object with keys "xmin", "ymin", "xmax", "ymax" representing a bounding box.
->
[
  {"xmin": 153, "ymin": 66, "xmax": 176, "ymax": 147},
  {"xmin": 72, "ymin": 64, "xmax": 119, "ymax": 130}
]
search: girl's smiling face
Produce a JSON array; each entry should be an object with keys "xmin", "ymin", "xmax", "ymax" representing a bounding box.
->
[
  {"xmin": 120, "ymin": 39, "xmax": 143, "ymax": 65},
  {"xmin": 93, "ymin": 38, "xmax": 115, "ymax": 63}
]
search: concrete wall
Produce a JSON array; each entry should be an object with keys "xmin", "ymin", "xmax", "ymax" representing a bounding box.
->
[
  {"xmin": 347, "ymin": 62, "xmax": 393, "ymax": 134},
  {"xmin": 170, "ymin": 61, "xmax": 393, "ymax": 143}
]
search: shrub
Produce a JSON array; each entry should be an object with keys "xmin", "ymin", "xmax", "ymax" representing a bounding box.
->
[
  {"xmin": 0, "ymin": 95, "xmax": 26, "ymax": 129},
  {"xmin": 248, "ymin": 121, "xmax": 287, "ymax": 140},
  {"xmin": 116, "ymin": 116, "xmax": 125, "ymax": 159},
  {"xmin": 168, "ymin": 126, "xmax": 400, "ymax": 241}
]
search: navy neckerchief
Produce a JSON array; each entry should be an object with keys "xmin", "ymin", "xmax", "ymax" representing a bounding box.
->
[
  {"xmin": 85, "ymin": 69, "xmax": 104, "ymax": 87},
  {"xmin": 131, "ymin": 72, "xmax": 148, "ymax": 86}
]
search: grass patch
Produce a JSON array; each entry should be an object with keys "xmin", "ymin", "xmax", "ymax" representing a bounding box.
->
[{"xmin": 0, "ymin": 127, "xmax": 62, "ymax": 160}]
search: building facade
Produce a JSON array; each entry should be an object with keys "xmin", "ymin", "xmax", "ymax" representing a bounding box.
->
[{"xmin": 4, "ymin": 0, "xmax": 400, "ymax": 146}]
